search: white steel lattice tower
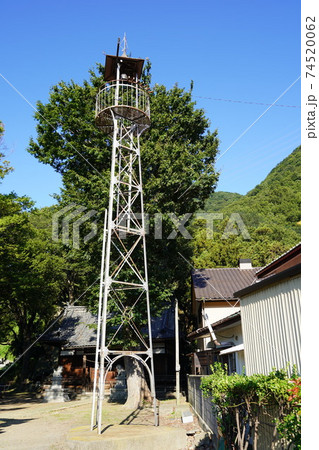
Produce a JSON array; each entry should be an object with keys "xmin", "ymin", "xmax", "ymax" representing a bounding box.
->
[{"xmin": 91, "ymin": 39, "xmax": 158, "ymax": 434}]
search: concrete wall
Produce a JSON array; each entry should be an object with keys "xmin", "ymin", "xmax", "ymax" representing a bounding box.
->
[{"xmin": 204, "ymin": 304, "xmax": 240, "ymax": 326}]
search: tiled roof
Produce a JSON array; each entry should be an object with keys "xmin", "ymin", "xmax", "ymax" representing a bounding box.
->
[
  {"xmin": 43, "ymin": 306, "xmax": 98, "ymax": 348},
  {"xmin": 234, "ymin": 263, "xmax": 301, "ymax": 297},
  {"xmin": 43, "ymin": 304, "xmax": 175, "ymax": 348},
  {"xmin": 192, "ymin": 267, "xmax": 260, "ymax": 300}
]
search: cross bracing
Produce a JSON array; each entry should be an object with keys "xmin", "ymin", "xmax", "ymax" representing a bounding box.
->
[{"xmin": 91, "ymin": 47, "xmax": 157, "ymax": 434}]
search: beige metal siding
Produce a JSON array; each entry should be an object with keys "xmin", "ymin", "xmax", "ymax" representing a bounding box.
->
[{"xmin": 241, "ymin": 275, "xmax": 300, "ymax": 375}]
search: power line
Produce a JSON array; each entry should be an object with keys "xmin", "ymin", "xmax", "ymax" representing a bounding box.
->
[
  {"xmin": 0, "ymin": 246, "xmax": 126, "ymax": 381},
  {"xmin": 178, "ymin": 75, "xmax": 301, "ymax": 200},
  {"xmin": 194, "ymin": 95, "xmax": 300, "ymax": 108},
  {"xmin": 0, "ymin": 72, "xmax": 103, "ymax": 178},
  {"xmin": 216, "ymin": 76, "xmax": 301, "ymax": 163}
]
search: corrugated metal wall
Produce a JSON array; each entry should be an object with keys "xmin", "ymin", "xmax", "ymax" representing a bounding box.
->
[{"xmin": 241, "ymin": 275, "xmax": 301, "ymax": 375}]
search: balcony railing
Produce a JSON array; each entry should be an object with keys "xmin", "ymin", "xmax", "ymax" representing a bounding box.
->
[{"xmin": 95, "ymin": 80, "xmax": 150, "ymax": 132}]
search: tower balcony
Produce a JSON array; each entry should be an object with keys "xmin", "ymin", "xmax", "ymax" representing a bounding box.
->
[{"xmin": 95, "ymin": 80, "xmax": 151, "ymax": 134}]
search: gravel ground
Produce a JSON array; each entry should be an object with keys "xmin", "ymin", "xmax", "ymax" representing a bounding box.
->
[{"xmin": 0, "ymin": 394, "xmax": 214, "ymax": 449}]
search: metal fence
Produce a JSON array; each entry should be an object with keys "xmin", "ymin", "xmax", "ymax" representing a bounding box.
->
[
  {"xmin": 256, "ymin": 404, "xmax": 288, "ymax": 449},
  {"xmin": 187, "ymin": 375, "xmax": 219, "ymax": 448}
]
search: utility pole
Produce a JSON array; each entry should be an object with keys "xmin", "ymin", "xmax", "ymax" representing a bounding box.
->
[{"xmin": 175, "ymin": 298, "xmax": 180, "ymax": 405}]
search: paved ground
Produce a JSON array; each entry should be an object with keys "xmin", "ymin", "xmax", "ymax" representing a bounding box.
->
[{"xmin": 0, "ymin": 394, "xmax": 213, "ymax": 449}]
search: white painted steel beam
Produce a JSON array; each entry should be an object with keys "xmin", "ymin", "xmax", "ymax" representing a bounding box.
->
[{"xmin": 91, "ymin": 59, "xmax": 157, "ymax": 434}]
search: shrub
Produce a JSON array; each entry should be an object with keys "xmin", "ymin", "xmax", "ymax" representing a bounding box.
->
[{"xmin": 200, "ymin": 362, "xmax": 300, "ymax": 449}]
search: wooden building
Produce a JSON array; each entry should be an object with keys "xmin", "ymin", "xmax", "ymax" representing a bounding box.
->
[
  {"xmin": 188, "ymin": 259, "xmax": 260, "ymax": 375},
  {"xmin": 42, "ymin": 303, "xmax": 177, "ymax": 395}
]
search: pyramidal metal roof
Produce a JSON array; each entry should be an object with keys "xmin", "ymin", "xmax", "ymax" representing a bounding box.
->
[{"xmin": 192, "ymin": 267, "xmax": 261, "ymax": 301}]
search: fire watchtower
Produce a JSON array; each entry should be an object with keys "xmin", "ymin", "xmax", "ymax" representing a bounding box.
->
[
  {"xmin": 95, "ymin": 42, "xmax": 150, "ymax": 134},
  {"xmin": 91, "ymin": 38, "xmax": 157, "ymax": 435}
]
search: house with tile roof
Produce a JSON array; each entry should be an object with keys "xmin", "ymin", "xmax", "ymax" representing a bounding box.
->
[
  {"xmin": 188, "ymin": 259, "xmax": 261, "ymax": 374},
  {"xmin": 42, "ymin": 306, "xmax": 99, "ymax": 391},
  {"xmin": 188, "ymin": 245, "xmax": 301, "ymax": 376}
]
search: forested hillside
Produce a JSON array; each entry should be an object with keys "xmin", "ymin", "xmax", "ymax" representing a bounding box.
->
[
  {"xmin": 202, "ymin": 191, "xmax": 243, "ymax": 212},
  {"xmin": 191, "ymin": 146, "xmax": 301, "ymax": 268}
]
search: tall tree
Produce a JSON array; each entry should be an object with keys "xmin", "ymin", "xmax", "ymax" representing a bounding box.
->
[
  {"xmin": 27, "ymin": 63, "xmax": 219, "ymax": 401},
  {"xmin": 28, "ymin": 65, "xmax": 219, "ymax": 300},
  {"xmin": 0, "ymin": 200, "xmax": 68, "ymax": 379},
  {"xmin": 0, "ymin": 121, "xmax": 13, "ymax": 181}
]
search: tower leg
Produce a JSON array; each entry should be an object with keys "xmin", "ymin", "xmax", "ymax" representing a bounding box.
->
[
  {"xmin": 91, "ymin": 209, "xmax": 108, "ymax": 430},
  {"xmin": 93, "ymin": 118, "xmax": 157, "ymax": 433}
]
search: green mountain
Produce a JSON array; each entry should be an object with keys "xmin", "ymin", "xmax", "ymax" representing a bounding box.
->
[
  {"xmin": 191, "ymin": 147, "xmax": 301, "ymax": 268},
  {"xmin": 203, "ymin": 191, "xmax": 243, "ymax": 212},
  {"xmin": 223, "ymin": 146, "xmax": 300, "ymax": 229}
]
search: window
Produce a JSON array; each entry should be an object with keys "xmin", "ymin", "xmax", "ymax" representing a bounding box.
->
[{"xmin": 219, "ymin": 352, "xmax": 236, "ymax": 374}]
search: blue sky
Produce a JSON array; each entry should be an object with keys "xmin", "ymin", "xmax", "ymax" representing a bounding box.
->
[{"xmin": 0, "ymin": 0, "xmax": 301, "ymax": 207}]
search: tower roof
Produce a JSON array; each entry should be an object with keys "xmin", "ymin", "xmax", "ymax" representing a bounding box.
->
[{"xmin": 103, "ymin": 54, "xmax": 145, "ymax": 81}]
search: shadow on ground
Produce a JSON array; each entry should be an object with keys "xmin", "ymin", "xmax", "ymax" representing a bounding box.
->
[
  {"xmin": 0, "ymin": 417, "xmax": 34, "ymax": 434},
  {"xmin": 0, "ymin": 392, "xmax": 42, "ymax": 405}
]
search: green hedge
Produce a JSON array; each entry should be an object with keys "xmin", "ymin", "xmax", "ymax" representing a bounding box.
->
[{"xmin": 200, "ymin": 362, "xmax": 300, "ymax": 449}]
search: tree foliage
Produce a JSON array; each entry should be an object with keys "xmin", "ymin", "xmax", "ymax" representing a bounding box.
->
[
  {"xmin": 202, "ymin": 191, "xmax": 243, "ymax": 212},
  {"xmin": 0, "ymin": 121, "xmax": 13, "ymax": 181},
  {"xmin": 0, "ymin": 200, "xmax": 61, "ymax": 376},
  {"xmin": 27, "ymin": 64, "xmax": 219, "ymax": 331},
  {"xmin": 0, "ymin": 120, "xmax": 92, "ymax": 379}
]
